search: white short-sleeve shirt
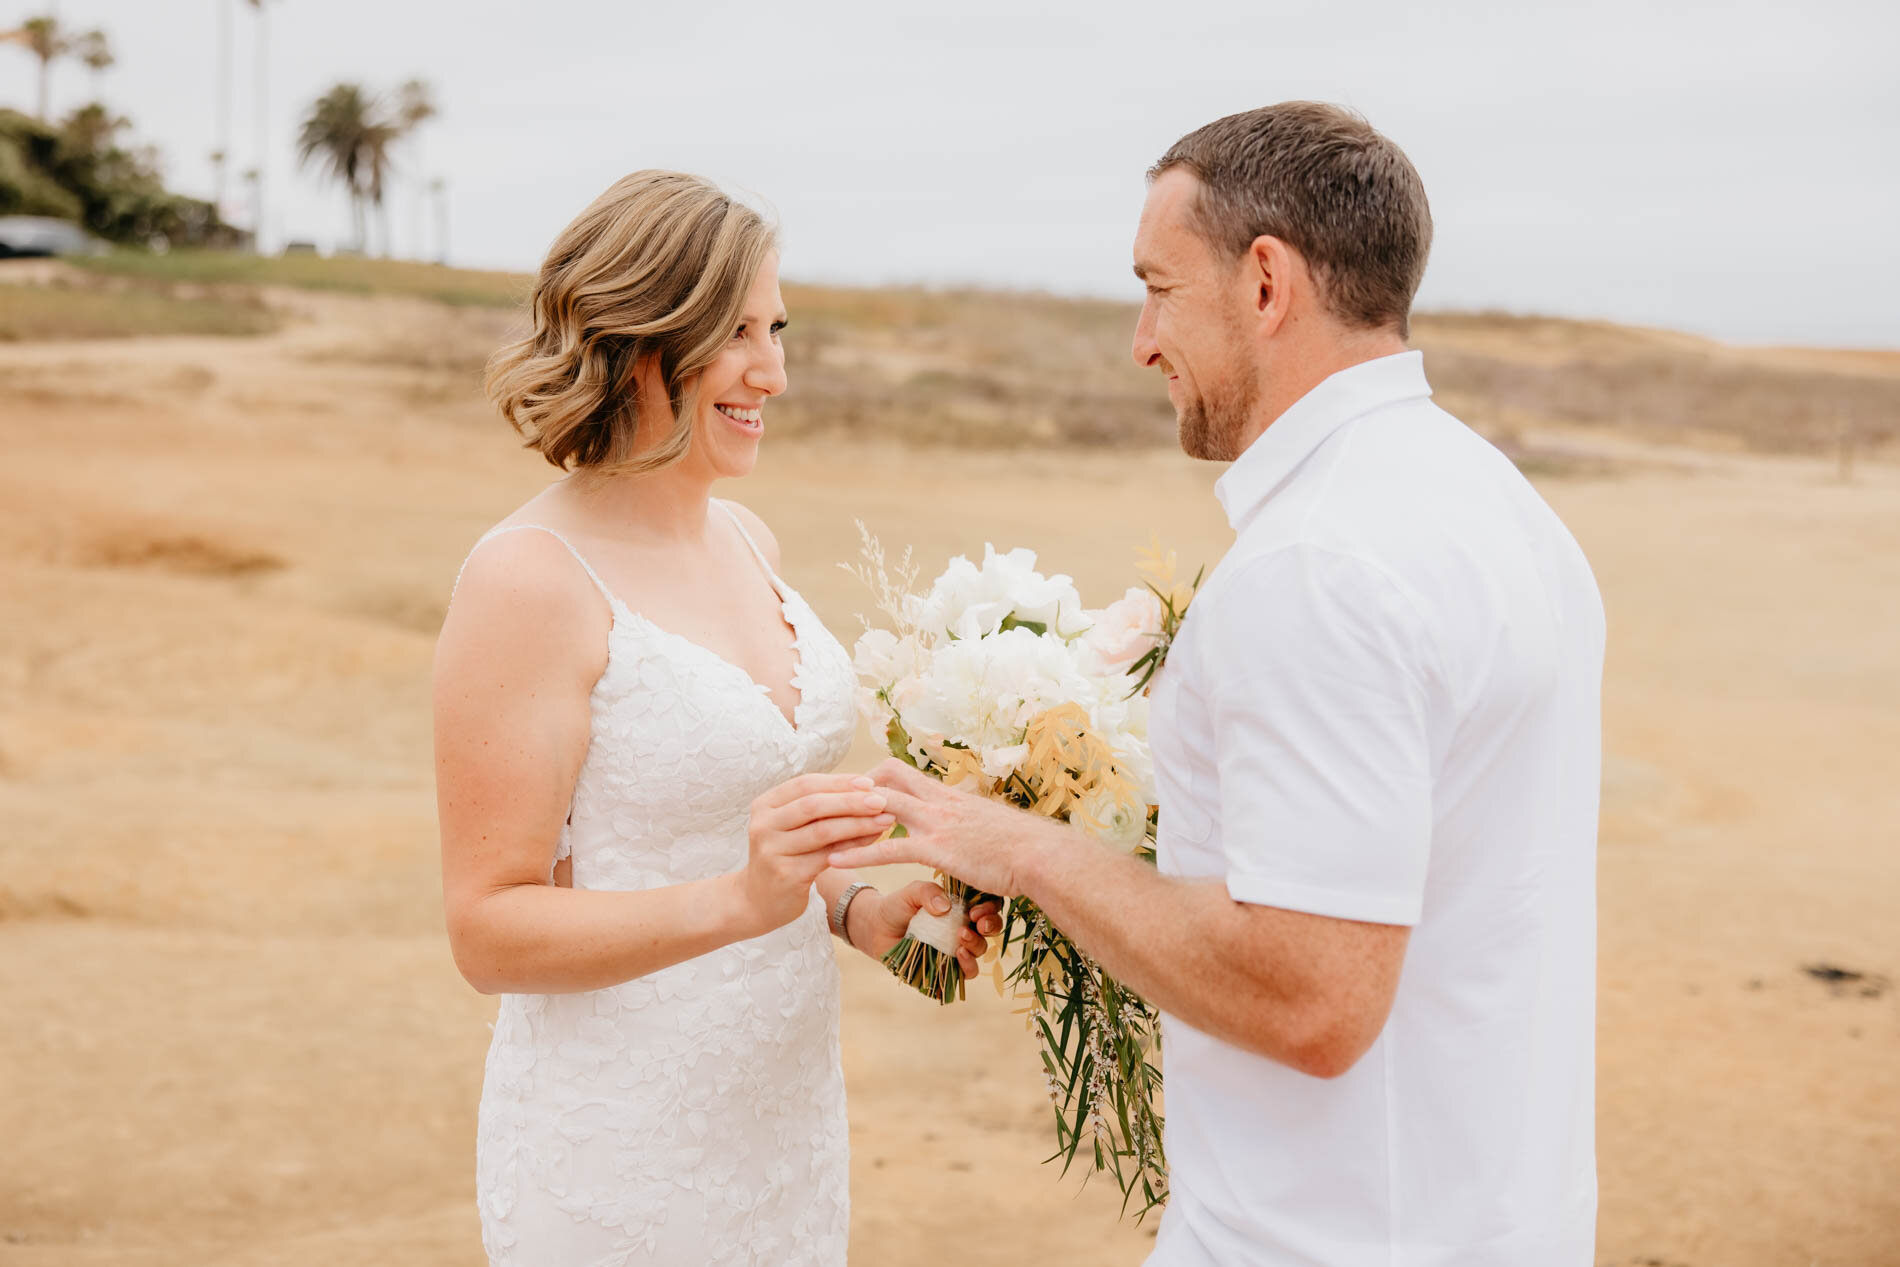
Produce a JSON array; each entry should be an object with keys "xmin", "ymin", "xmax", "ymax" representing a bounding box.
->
[{"xmin": 1147, "ymin": 351, "xmax": 1604, "ymax": 1267}]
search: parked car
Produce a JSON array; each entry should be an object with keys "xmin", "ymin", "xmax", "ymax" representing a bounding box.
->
[{"xmin": 0, "ymin": 215, "xmax": 110, "ymax": 258}]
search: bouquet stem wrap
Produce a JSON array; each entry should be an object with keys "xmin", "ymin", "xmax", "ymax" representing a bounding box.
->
[
  {"xmin": 882, "ymin": 885, "xmax": 988, "ymax": 1004},
  {"xmin": 900, "ymin": 897, "xmax": 968, "ymax": 956}
]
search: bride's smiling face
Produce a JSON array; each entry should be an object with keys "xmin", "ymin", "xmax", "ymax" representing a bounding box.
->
[{"xmin": 685, "ymin": 251, "xmax": 789, "ymax": 480}]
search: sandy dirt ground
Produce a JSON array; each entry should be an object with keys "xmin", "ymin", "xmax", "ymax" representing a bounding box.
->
[{"xmin": 1, "ymin": 288, "xmax": 1896, "ymax": 1266}]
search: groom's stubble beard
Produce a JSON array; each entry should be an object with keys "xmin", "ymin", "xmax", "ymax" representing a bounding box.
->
[{"xmin": 1177, "ymin": 354, "xmax": 1258, "ymax": 463}]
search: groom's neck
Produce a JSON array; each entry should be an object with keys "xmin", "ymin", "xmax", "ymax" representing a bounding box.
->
[{"xmin": 1239, "ymin": 322, "xmax": 1411, "ymax": 452}]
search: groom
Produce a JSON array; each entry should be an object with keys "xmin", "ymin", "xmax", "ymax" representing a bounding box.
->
[{"xmin": 831, "ymin": 102, "xmax": 1604, "ymax": 1265}]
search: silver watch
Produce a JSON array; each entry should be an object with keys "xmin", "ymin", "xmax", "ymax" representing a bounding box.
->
[{"xmin": 829, "ymin": 881, "xmax": 875, "ymax": 941}]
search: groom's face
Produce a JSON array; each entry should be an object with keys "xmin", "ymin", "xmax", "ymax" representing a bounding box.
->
[{"xmin": 1131, "ymin": 169, "xmax": 1258, "ymax": 462}]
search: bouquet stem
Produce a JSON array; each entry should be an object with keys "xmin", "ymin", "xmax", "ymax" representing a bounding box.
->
[{"xmin": 882, "ymin": 880, "xmax": 994, "ymax": 1004}]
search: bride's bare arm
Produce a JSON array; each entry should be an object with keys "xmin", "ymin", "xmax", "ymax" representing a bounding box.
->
[{"xmin": 433, "ymin": 533, "xmax": 893, "ymax": 995}]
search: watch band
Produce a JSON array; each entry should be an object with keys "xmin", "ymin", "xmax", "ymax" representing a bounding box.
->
[{"xmin": 829, "ymin": 881, "xmax": 875, "ymax": 941}]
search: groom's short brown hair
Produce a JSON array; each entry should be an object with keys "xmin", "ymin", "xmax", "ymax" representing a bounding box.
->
[{"xmin": 1151, "ymin": 102, "xmax": 1432, "ymax": 338}]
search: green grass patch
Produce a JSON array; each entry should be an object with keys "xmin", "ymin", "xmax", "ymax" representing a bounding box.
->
[
  {"xmin": 67, "ymin": 249, "xmax": 533, "ymax": 309},
  {"xmin": 0, "ymin": 282, "xmax": 276, "ymax": 340}
]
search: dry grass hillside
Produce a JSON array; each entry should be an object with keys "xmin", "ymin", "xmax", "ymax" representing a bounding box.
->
[
  {"xmin": 1, "ymin": 254, "xmax": 1895, "ymax": 1267},
  {"xmin": 779, "ymin": 287, "xmax": 1900, "ymax": 460},
  {"xmin": 50, "ymin": 249, "xmax": 1900, "ymax": 461}
]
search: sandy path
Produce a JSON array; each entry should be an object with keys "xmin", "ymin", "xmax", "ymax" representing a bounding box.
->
[{"xmin": 1, "ymin": 292, "xmax": 1894, "ymax": 1265}]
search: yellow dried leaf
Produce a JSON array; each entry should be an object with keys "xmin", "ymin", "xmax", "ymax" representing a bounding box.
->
[
  {"xmin": 1135, "ymin": 534, "xmax": 1179, "ymax": 589},
  {"xmin": 936, "ymin": 746, "xmax": 986, "ymax": 788}
]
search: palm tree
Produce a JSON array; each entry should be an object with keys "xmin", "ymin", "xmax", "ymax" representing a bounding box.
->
[
  {"xmin": 242, "ymin": 166, "xmax": 261, "ymax": 245},
  {"xmin": 12, "ymin": 15, "xmax": 70, "ymax": 121},
  {"xmin": 430, "ymin": 175, "xmax": 448, "ymax": 265},
  {"xmin": 74, "ymin": 28, "xmax": 112, "ymax": 97},
  {"xmin": 367, "ymin": 143, "xmax": 393, "ymax": 257},
  {"xmin": 213, "ymin": 0, "xmax": 234, "ymax": 217},
  {"xmin": 394, "ymin": 78, "xmax": 436, "ymax": 139},
  {"xmin": 245, "ymin": 0, "xmax": 274, "ymax": 252},
  {"xmin": 296, "ymin": 82, "xmax": 397, "ymax": 254},
  {"xmin": 394, "ymin": 78, "xmax": 436, "ymax": 259}
]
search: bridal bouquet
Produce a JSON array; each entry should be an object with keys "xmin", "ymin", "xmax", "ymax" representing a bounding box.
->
[{"xmin": 842, "ymin": 528, "xmax": 1200, "ymax": 1218}]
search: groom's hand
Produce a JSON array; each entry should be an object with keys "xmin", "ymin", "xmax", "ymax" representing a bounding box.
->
[{"xmin": 828, "ymin": 760, "xmax": 1056, "ymax": 899}]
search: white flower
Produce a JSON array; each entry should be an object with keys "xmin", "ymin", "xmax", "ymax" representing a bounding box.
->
[
  {"xmin": 852, "ymin": 627, "xmax": 928, "ymax": 688},
  {"xmin": 849, "ymin": 544, "xmax": 1163, "ymax": 804},
  {"xmin": 1080, "ymin": 587, "xmax": 1165, "ymax": 675},
  {"xmin": 856, "ymin": 685, "xmax": 894, "ymax": 737},
  {"xmin": 914, "ymin": 545, "xmax": 1089, "ymax": 643},
  {"xmin": 911, "ymin": 554, "xmax": 996, "ymax": 642},
  {"xmin": 1075, "ymin": 784, "xmax": 1148, "ymax": 852},
  {"xmin": 1118, "ymin": 685, "xmax": 1149, "ymax": 740},
  {"xmin": 853, "ymin": 628, "xmax": 932, "ymax": 741},
  {"xmin": 980, "ymin": 743, "xmax": 1030, "ymax": 778},
  {"xmin": 1100, "ymin": 686, "xmax": 1154, "ymax": 802},
  {"xmin": 898, "ymin": 626, "xmax": 1098, "ymax": 757}
]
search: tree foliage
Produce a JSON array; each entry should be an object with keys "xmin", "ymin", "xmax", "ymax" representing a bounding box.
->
[
  {"xmin": 0, "ymin": 107, "xmax": 243, "ymax": 247},
  {"xmin": 297, "ymin": 79, "xmax": 435, "ymax": 255}
]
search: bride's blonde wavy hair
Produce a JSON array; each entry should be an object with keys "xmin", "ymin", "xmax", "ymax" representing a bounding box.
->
[{"xmin": 486, "ymin": 170, "xmax": 777, "ymax": 474}]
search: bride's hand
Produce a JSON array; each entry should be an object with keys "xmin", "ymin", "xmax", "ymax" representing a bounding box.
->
[
  {"xmin": 741, "ymin": 774, "xmax": 896, "ymax": 935},
  {"xmin": 848, "ymin": 882, "xmax": 1004, "ymax": 979}
]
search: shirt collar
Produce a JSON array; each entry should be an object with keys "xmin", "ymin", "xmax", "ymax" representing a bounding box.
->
[{"xmin": 1213, "ymin": 350, "xmax": 1433, "ymax": 531}]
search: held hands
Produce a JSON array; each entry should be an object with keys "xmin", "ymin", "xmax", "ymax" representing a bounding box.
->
[
  {"xmin": 741, "ymin": 773, "xmax": 895, "ymax": 935},
  {"xmin": 740, "ymin": 768, "xmax": 1007, "ymax": 975},
  {"xmin": 827, "ymin": 759, "xmax": 1056, "ymax": 899}
]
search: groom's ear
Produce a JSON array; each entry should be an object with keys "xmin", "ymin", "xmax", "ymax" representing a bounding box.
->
[{"xmin": 1247, "ymin": 234, "xmax": 1296, "ymax": 336}]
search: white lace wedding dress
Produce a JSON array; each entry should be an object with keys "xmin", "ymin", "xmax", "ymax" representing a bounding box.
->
[{"xmin": 458, "ymin": 501, "xmax": 860, "ymax": 1266}]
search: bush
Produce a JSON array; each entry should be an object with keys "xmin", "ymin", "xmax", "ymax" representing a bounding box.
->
[{"xmin": 0, "ymin": 107, "xmax": 243, "ymax": 248}]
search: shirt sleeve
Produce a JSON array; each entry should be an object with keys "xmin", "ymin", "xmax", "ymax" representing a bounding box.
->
[{"xmin": 1203, "ymin": 544, "xmax": 1439, "ymax": 926}]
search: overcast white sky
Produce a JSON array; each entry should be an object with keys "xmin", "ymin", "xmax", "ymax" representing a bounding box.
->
[{"xmin": 13, "ymin": 0, "xmax": 1900, "ymax": 345}]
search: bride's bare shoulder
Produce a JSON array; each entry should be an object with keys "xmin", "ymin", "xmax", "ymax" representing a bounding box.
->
[
  {"xmin": 437, "ymin": 527, "xmax": 610, "ymax": 678},
  {"xmin": 719, "ymin": 498, "xmax": 783, "ymax": 572}
]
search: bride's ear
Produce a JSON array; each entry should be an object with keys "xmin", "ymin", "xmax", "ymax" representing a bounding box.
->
[
  {"xmin": 621, "ymin": 351, "xmax": 682, "ymax": 455},
  {"xmin": 629, "ymin": 351, "xmax": 668, "ymax": 405}
]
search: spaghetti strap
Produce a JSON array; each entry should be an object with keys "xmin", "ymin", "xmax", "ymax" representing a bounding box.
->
[
  {"xmin": 714, "ymin": 499, "xmax": 779, "ymax": 584},
  {"xmin": 452, "ymin": 523, "xmax": 620, "ymax": 608}
]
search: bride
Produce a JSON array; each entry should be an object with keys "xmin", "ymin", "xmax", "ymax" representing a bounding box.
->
[{"xmin": 433, "ymin": 170, "xmax": 997, "ymax": 1266}]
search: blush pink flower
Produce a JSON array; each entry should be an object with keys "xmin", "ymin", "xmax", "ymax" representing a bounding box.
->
[{"xmin": 1082, "ymin": 587, "xmax": 1165, "ymax": 674}]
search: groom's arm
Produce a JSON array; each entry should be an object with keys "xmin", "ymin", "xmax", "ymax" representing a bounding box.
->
[
  {"xmin": 838, "ymin": 763, "xmax": 1408, "ymax": 1079},
  {"xmin": 1020, "ymin": 822, "xmax": 1409, "ymax": 1079},
  {"xmin": 1071, "ymin": 545, "xmax": 1429, "ymax": 1075}
]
